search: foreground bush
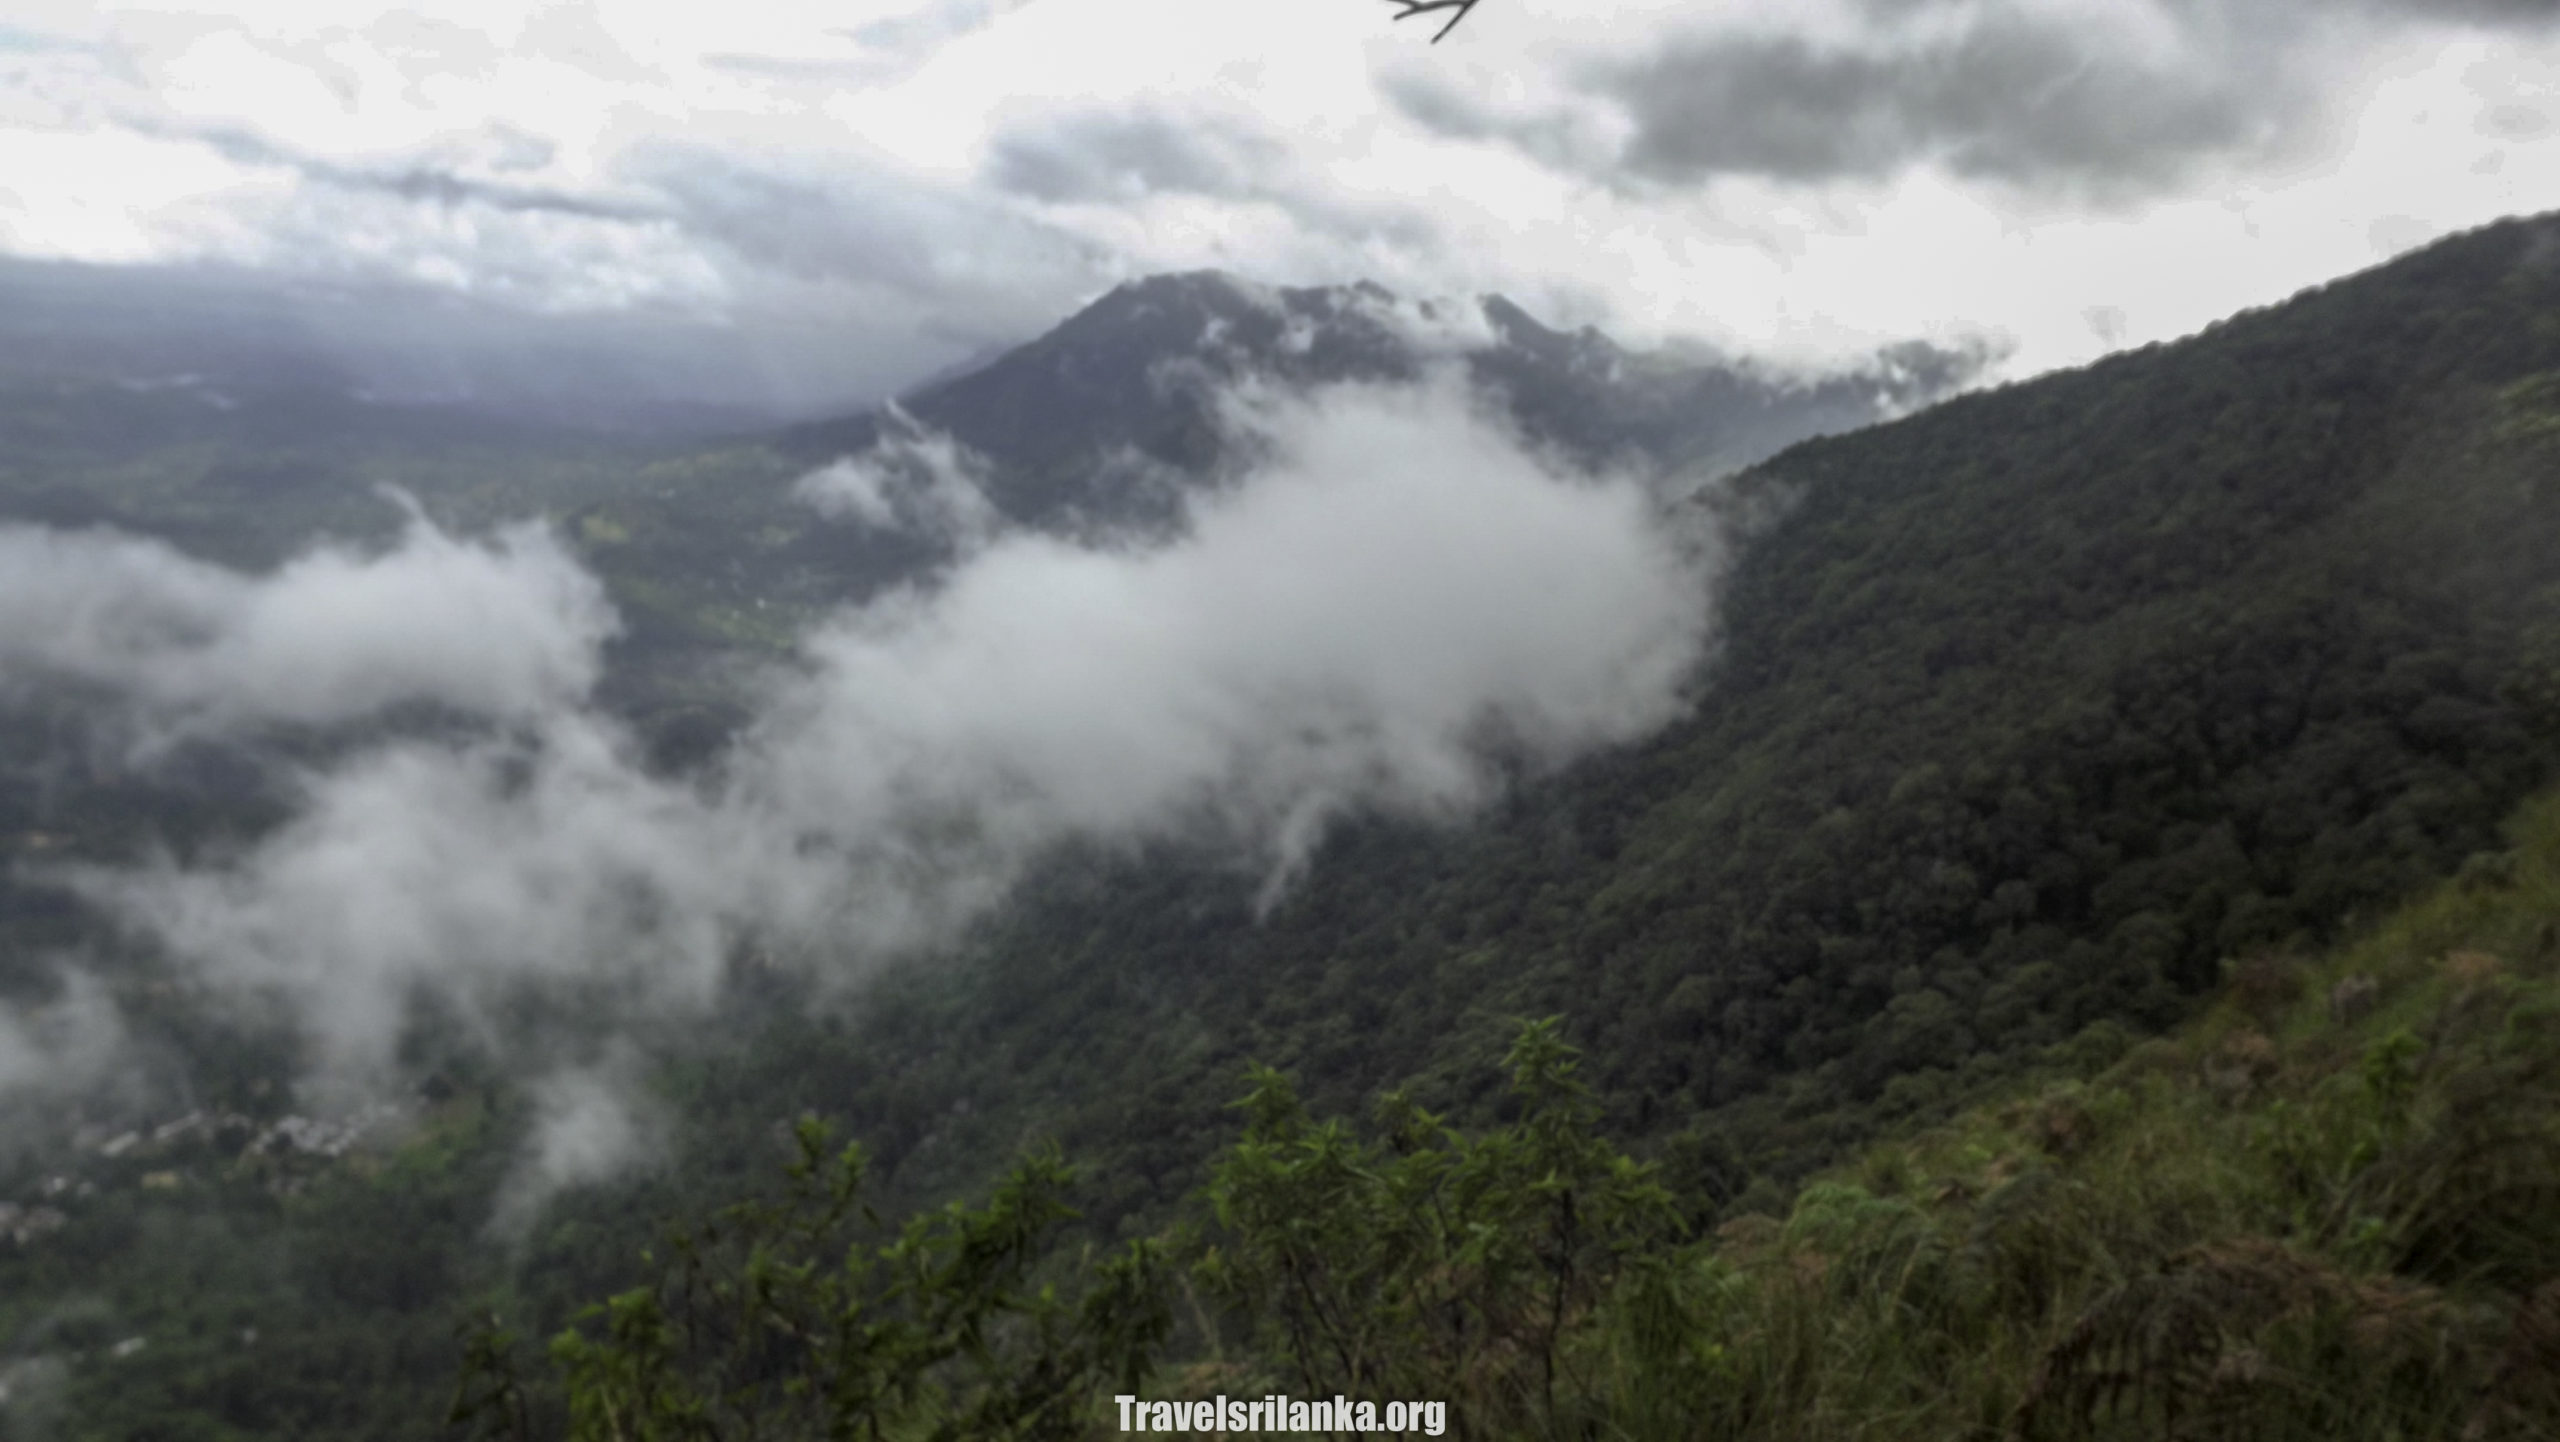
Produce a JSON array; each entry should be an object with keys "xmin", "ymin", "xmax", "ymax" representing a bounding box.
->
[{"xmin": 467, "ymin": 794, "xmax": 2560, "ymax": 1440}]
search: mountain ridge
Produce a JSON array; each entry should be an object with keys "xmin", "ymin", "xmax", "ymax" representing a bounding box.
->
[
  {"xmin": 8, "ymin": 211, "xmax": 2560, "ymax": 1441},
  {"xmin": 773, "ymin": 269, "xmax": 1986, "ymax": 530},
  {"xmin": 719, "ymin": 210, "xmax": 2560, "ymax": 1233}
]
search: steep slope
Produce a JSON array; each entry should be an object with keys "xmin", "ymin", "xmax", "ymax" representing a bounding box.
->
[
  {"xmin": 453, "ymin": 786, "xmax": 2560, "ymax": 1442},
  {"xmin": 11, "ymin": 219, "xmax": 2560, "ymax": 1441},
  {"xmin": 701, "ymin": 213, "xmax": 2560, "ymax": 1234},
  {"xmin": 1142, "ymin": 782, "xmax": 2560, "ymax": 1439}
]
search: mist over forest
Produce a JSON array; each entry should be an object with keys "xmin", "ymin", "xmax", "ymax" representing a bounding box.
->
[
  {"xmin": 5, "ymin": 2, "xmax": 2560, "ymax": 1438},
  {"xmin": 20, "ymin": 366, "xmax": 1720, "ymax": 1148}
]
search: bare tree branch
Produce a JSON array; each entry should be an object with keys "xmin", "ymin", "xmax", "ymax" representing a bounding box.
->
[{"xmin": 1382, "ymin": 0, "xmax": 1483, "ymax": 43}]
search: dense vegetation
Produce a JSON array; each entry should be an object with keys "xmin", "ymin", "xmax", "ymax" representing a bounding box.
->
[
  {"xmin": 678, "ymin": 213, "xmax": 2560, "ymax": 1240},
  {"xmin": 472, "ymin": 784, "xmax": 2560, "ymax": 1438},
  {"xmin": 7, "ymin": 215, "xmax": 2560, "ymax": 1437}
]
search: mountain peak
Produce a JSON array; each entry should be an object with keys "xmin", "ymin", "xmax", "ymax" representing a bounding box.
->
[
  {"xmin": 779, "ymin": 268, "xmax": 1988, "ymax": 528},
  {"xmin": 1479, "ymin": 293, "xmax": 1545, "ymax": 338}
]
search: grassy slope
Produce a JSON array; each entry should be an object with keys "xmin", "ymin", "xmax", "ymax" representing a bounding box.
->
[
  {"xmin": 507, "ymin": 784, "xmax": 2560, "ymax": 1442},
  {"xmin": 1596, "ymin": 785, "xmax": 2560, "ymax": 1439}
]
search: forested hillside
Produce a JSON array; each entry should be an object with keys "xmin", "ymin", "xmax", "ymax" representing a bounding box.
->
[
  {"xmin": 686, "ymin": 212, "xmax": 2560, "ymax": 1239},
  {"xmin": 478, "ymin": 774, "xmax": 2560, "ymax": 1441},
  {"xmin": 10, "ymin": 214, "xmax": 2560, "ymax": 1439}
]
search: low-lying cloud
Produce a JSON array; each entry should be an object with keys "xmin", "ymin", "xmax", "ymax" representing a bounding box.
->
[
  {"xmin": 793, "ymin": 401, "xmax": 1006, "ymax": 548},
  {"xmin": 0, "ymin": 501, "xmax": 613, "ymax": 747},
  {"xmin": 0, "ymin": 972, "xmax": 131, "ymax": 1130},
  {"xmin": 489, "ymin": 1049, "xmax": 665, "ymax": 1241},
  {"xmin": 33, "ymin": 375, "xmax": 1720, "ymax": 1206},
  {"xmin": 762, "ymin": 379, "xmax": 1705, "ymax": 849}
]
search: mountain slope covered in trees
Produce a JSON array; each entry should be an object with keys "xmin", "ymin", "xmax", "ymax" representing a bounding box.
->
[
  {"xmin": 479, "ymin": 777, "xmax": 2560, "ymax": 1442},
  {"xmin": 697, "ymin": 212, "xmax": 2560, "ymax": 1236},
  {"xmin": 10, "ymin": 215, "xmax": 2560, "ymax": 1438}
]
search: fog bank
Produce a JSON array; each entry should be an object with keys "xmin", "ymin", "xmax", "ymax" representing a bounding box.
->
[{"xmin": 23, "ymin": 374, "xmax": 1726, "ymax": 1213}]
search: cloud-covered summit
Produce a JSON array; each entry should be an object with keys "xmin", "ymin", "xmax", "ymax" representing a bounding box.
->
[{"xmin": 776, "ymin": 271, "xmax": 1986, "ymax": 540}]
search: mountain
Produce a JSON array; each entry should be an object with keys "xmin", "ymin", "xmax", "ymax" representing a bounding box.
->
[
  {"xmin": 468, "ymin": 783, "xmax": 2560, "ymax": 1440},
  {"xmin": 553, "ymin": 272, "xmax": 1985, "ymax": 748},
  {"xmin": 8, "ymin": 217, "xmax": 2560, "ymax": 1438},
  {"xmin": 772, "ymin": 271, "xmax": 1984, "ymax": 529},
  {"xmin": 699, "ymin": 212, "xmax": 2560, "ymax": 1233}
]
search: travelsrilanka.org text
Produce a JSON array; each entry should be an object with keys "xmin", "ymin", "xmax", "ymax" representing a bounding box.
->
[{"xmin": 1114, "ymin": 1393, "xmax": 1449, "ymax": 1435}]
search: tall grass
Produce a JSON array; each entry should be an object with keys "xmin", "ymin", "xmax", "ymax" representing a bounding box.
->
[{"xmin": 1545, "ymin": 793, "xmax": 2560, "ymax": 1440}]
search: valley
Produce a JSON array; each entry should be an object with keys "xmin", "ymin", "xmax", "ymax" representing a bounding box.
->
[{"xmin": 3, "ymin": 216, "xmax": 2560, "ymax": 1438}]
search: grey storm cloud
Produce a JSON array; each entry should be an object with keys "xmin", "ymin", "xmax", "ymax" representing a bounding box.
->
[
  {"xmin": 2378, "ymin": 0, "xmax": 2560, "ymax": 18},
  {"xmin": 1605, "ymin": 18, "xmax": 2278, "ymax": 193},
  {"xmin": 1399, "ymin": 0, "xmax": 2560, "ymax": 196}
]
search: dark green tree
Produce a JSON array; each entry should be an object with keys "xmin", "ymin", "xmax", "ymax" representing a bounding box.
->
[
  {"xmin": 453, "ymin": 1121, "xmax": 1168, "ymax": 1442},
  {"xmin": 1195, "ymin": 1018, "xmax": 1679, "ymax": 1434}
]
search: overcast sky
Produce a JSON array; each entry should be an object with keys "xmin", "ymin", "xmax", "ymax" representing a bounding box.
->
[{"xmin": 2, "ymin": 0, "xmax": 2556, "ymax": 391}]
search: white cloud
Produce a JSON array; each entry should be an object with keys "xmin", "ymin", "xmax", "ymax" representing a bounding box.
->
[
  {"xmin": 0, "ymin": 971, "xmax": 129, "ymax": 1107},
  {"xmin": 0, "ymin": 498, "xmax": 615, "ymax": 744},
  {"xmin": 0, "ymin": 1, "xmax": 2549, "ymax": 389},
  {"xmin": 72, "ymin": 716, "xmax": 762, "ymax": 1076},
  {"xmin": 488, "ymin": 1049, "xmax": 664, "ymax": 1241},
  {"xmin": 757, "ymin": 377, "xmax": 1708, "ymax": 858},
  {"xmin": 63, "ymin": 375, "xmax": 1719, "ymax": 1089},
  {"xmin": 793, "ymin": 401, "xmax": 1005, "ymax": 547},
  {"xmin": 0, "ymin": 968, "xmax": 144, "ymax": 1161}
]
